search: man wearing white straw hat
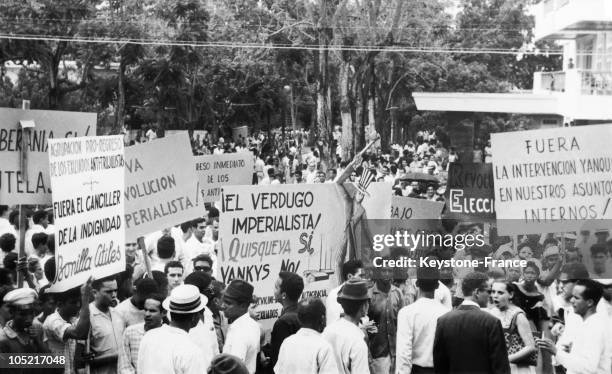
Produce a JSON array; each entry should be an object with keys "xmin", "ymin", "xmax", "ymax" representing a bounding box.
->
[{"xmin": 137, "ymin": 284, "xmax": 206, "ymax": 374}]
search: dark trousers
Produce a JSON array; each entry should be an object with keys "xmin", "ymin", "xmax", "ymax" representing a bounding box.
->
[{"xmin": 412, "ymin": 365, "xmax": 435, "ymax": 374}]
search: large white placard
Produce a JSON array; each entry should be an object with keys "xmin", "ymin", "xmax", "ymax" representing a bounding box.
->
[
  {"xmin": 219, "ymin": 184, "xmax": 346, "ymax": 333},
  {"xmin": 195, "ymin": 153, "xmax": 254, "ymax": 203},
  {"xmin": 491, "ymin": 124, "xmax": 612, "ymax": 235},
  {"xmin": 48, "ymin": 136, "xmax": 125, "ymax": 292},
  {"xmin": 0, "ymin": 108, "xmax": 96, "ymax": 204},
  {"xmin": 124, "ymin": 134, "xmax": 202, "ymax": 241},
  {"xmin": 218, "ymin": 182, "xmax": 391, "ymax": 335}
]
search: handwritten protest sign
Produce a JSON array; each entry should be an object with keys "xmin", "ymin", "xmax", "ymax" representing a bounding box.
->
[
  {"xmin": 124, "ymin": 134, "xmax": 201, "ymax": 241},
  {"xmin": 219, "ymin": 184, "xmax": 348, "ymax": 333},
  {"xmin": 391, "ymin": 196, "xmax": 444, "ymax": 228},
  {"xmin": 0, "ymin": 108, "xmax": 96, "ymax": 204},
  {"xmin": 445, "ymin": 163, "xmax": 495, "ymax": 222},
  {"xmin": 491, "ymin": 124, "xmax": 612, "ymax": 235},
  {"xmin": 195, "ymin": 153, "xmax": 254, "ymax": 203},
  {"xmin": 48, "ymin": 136, "xmax": 125, "ymax": 292}
]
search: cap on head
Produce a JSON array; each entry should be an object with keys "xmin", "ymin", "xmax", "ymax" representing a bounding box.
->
[
  {"xmin": 3, "ymin": 288, "xmax": 38, "ymax": 306},
  {"xmin": 337, "ymin": 278, "xmax": 369, "ymax": 301},
  {"xmin": 208, "ymin": 354, "xmax": 249, "ymax": 374},
  {"xmin": 162, "ymin": 284, "xmax": 207, "ymax": 314}
]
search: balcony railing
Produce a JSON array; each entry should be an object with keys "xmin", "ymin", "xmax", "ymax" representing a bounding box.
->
[
  {"xmin": 535, "ymin": 0, "xmax": 612, "ymax": 41},
  {"xmin": 534, "ymin": 70, "xmax": 612, "ymax": 96},
  {"xmin": 539, "ymin": 71, "xmax": 566, "ymax": 92},
  {"xmin": 581, "ymin": 71, "xmax": 612, "ymax": 95}
]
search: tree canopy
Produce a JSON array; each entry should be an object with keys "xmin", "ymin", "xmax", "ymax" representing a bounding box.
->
[{"xmin": 0, "ymin": 0, "xmax": 560, "ymax": 155}]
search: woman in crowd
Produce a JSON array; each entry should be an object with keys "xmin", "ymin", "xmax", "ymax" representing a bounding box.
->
[
  {"xmin": 512, "ymin": 262, "xmax": 549, "ymax": 332},
  {"xmin": 490, "ymin": 282, "xmax": 537, "ymax": 374}
]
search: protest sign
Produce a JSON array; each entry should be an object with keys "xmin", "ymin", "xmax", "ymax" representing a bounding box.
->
[
  {"xmin": 219, "ymin": 184, "xmax": 347, "ymax": 334},
  {"xmin": 124, "ymin": 134, "xmax": 201, "ymax": 241},
  {"xmin": 445, "ymin": 163, "xmax": 495, "ymax": 222},
  {"xmin": 391, "ymin": 196, "xmax": 444, "ymax": 230},
  {"xmin": 491, "ymin": 124, "xmax": 612, "ymax": 235},
  {"xmin": 0, "ymin": 108, "xmax": 96, "ymax": 204},
  {"xmin": 48, "ymin": 136, "xmax": 125, "ymax": 292},
  {"xmin": 195, "ymin": 152, "xmax": 254, "ymax": 203}
]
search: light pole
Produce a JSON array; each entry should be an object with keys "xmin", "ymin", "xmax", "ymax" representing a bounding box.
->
[{"xmin": 284, "ymin": 85, "xmax": 296, "ymax": 133}]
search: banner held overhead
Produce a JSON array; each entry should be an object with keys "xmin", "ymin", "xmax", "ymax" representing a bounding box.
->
[
  {"xmin": 48, "ymin": 135, "xmax": 125, "ymax": 292},
  {"xmin": 124, "ymin": 134, "xmax": 202, "ymax": 241},
  {"xmin": 491, "ymin": 124, "xmax": 612, "ymax": 235},
  {"xmin": 0, "ymin": 108, "xmax": 96, "ymax": 204}
]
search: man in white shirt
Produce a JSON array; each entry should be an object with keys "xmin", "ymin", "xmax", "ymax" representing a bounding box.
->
[
  {"xmin": 24, "ymin": 210, "xmax": 52, "ymax": 257},
  {"xmin": 275, "ymin": 298, "xmax": 338, "ymax": 374},
  {"xmin": 323, "ymin": 278, "xmax": 371, "ymax": 374},
  {"xmin": 304, "ymin": 161, "xmax": 319, "ymax": 184},
  {"xmin": 396, "ymin": 267, "xmax": 449, "ymax": 374},
  {"xmin": 416, "ymin": 141, "xmax": 429, "ymax": 157},
  {"xmin": 221, "ymin": 280, "xmax": 261, "ymax": 374},
  {"xmin": 326, "ymin": 169, "xmax": 337, "ymax": 184},
  {"xmin": 118, "ymin": 294, "xmax": 165, "ymax": 374},
  {"xmin": 87, "ymin": 276, "xmax": 125, "ymax": 374},
  {"xmin": 145, "ymin": 127, "xmax": 157, "ymax": 141},
  {"xmin": 183, "ymin": 218, "xmax": 215, "ymax": 274},
  {"xmin": 138, "ymin": 285, "xmax": 206, "ymax": 374},
  {"xmin": 259, "ymin": 168, "xmax": 272, "ymax": 185},
  {"xmin": 537, "ymin": 279, "xmax": 611, "ymax": 374},
  {"xmin": 0, "ymin": 205, "xmax": 15, "ymax": 237},
  {"xmin": 326, "ymin": 260, "xmax": 364, "ymax": 324},
  {"xmin": 254, "ymin": 150, "xmax": 265, "ymax": 184},
  {"xmin": 184, "ymin": 272, "xmax": 219, "ymax": 370},
  {"xmin": 43, "ymin": 278, "xmax": 93, "ymax": 374},
  {"xmin": 144, "ymin": 227, "xmax": 185, "ymax": 266},
  {"xmin": 115, "ymin": 278, "xmax": 159, "ymax": 327},
  {"xmin": 550, "ymin": 263, "xmax": 589, "ymax": 341}
]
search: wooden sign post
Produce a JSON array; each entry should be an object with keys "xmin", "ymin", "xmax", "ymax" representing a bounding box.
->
[{"xmin": 17, "ymin": 100, "xmax": 32, "ymax": 288}]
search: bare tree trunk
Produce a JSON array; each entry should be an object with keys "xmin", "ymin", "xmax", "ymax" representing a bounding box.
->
[
  {"xmin": 339, "ymin": 59, "xmax": 353, "ymax": 161},
  {"xmin": 355, "ymin": 80, "xmax": 366, "ymax": 152},
  {"xmin": 48, "ymin": 56, "xmax": 60, "ymax": 109},
  {"xmin": 114, "ymin": 58, "xmax": 126, "ymax": 135},
  {"xmin": 316, "ymin": 40, "xmax": 331, "ymax": 146}
]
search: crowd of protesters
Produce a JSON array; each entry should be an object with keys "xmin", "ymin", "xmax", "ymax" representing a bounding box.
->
[{"xmin": 1, "ymin": 126, "xmax": 611, "ymax": 374}]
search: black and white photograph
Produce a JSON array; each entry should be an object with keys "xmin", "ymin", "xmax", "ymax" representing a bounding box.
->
[{"xmin": 1, "ymin": 0, "xmax": 611, "ymax": 373}]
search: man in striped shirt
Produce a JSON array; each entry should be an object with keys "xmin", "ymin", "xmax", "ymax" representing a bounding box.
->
[{"xmin": 118, "ymin": 294, "xmax": 165, "ymax": 374}]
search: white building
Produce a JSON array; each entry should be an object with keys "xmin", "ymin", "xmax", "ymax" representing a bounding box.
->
[{"xmin": 414, "ymin": 0, "xmax": 612, "ymax": 125}]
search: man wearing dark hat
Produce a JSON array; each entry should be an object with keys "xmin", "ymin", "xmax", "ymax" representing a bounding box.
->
[
  {"xmin": 208, "ymin": 354, "xmax": 249, "ymax": 374},
  {"xmin": 137, "ymin": 284, "xmax": 206, "ymax": 374},
  {"xmin": 221, "ymin": 280, "xmax": 260, "ymax": 374},
  {"xmin": 326, "ymin": 260, "xmax": 364, "ymax": 324},
  {"xmin": 322, "ymin": 278, "xmax": 371, "ymax": 374}
]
